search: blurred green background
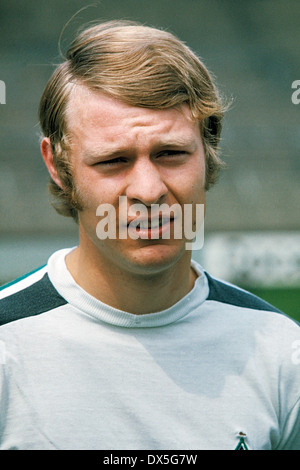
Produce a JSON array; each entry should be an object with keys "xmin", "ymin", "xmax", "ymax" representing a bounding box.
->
[
  {"xmin": 0, "ymin": 0, "xmax": 299, "ymax": 320},
  {"xmin": 250, "ymin": 287, "xmax": 299, "ymax": 320}
]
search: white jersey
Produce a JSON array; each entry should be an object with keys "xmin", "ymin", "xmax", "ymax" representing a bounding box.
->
[{"xmin": 0, "ymin": 248, "xmax": 299, "ymax": 450}]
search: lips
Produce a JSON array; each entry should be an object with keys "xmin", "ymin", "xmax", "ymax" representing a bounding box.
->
[
  {"xmin": 126, "ymin": 215, "xmax": 175, "ymax": 239},
  {"xmin": 128, "ymin": 215, "xmax": 174, "ymax": 229}
]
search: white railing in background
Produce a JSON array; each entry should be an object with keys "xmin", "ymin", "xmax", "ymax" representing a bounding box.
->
[{"xmin": 193, "ymin": 231, "xmax": 300, "ymax": 288}]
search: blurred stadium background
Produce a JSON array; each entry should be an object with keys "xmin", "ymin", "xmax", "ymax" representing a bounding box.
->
[{"xmin": 0, "ymin": 0, "xmax": 299, "ymax": 320}]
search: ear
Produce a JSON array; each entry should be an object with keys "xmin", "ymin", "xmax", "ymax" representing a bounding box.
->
[{"xmin": 40, "ymin": 137, "xmax": 63, "ymax": 189}]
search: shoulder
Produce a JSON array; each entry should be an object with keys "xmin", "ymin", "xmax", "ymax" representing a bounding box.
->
[
  {"xmin": 204, "ymin": 270, "xmax": 299, "ymax": 327},
  {"xmin": 0, "ymin": 265, "xmax": 67, "ymax": 327},
  {"xmin": 205, "ymin": 271, "xmax": 281, "ymax": 312}
]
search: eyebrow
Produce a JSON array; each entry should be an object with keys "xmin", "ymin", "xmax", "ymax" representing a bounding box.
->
[
  {"xmin": 83, "ymin": 148, "xmax": 128, "ymax": 163},
  {"xmin": 155, "ymin": 135, "xmax": 197, "ymax": 148},
  {"xmin": 82, "ymin": 136, "xmax": 198, "ymax": 163}
]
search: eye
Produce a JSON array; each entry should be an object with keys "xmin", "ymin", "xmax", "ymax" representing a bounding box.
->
[
  {"xmin": 157, "ymin": 150, "xmax": 189, "ymax": 159},
  {"xmin": 96, "ymin": 157, "xmax": 127, "ymax": 167}
]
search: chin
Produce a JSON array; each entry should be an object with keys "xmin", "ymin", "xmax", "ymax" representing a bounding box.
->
[{"xmin": 123, "ymin": 242, "xmax": 189, "ymax": 275}]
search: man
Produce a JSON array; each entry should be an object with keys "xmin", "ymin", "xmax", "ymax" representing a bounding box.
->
[{"xmin": 0, "ymin": 20, "xmax": 299, "ymax": 450}]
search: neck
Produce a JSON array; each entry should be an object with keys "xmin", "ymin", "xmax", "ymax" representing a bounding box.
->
[{"xmin": 65, "ymin": 240, "xmax": 197, "ymax": 315}]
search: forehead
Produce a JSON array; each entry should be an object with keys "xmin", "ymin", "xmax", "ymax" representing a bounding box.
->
[{"xmin": 65, "ymin": 85, "xmax": 201, "ymax": 149}]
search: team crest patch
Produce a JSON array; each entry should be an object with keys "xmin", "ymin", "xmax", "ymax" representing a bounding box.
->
[{"xmin": 235, "ymin": 432, "xmax": 248, "ymax": 450}]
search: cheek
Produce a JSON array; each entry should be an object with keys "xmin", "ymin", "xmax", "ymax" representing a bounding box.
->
[
  {"xmin": 73, "ymin": 170, "xmax": 119, "ymax": 209},
  {"xmin": 176, "ymin": 165, "xmax": 206, "ymax": 204},
  {"xmin": 192, "ymin": 160, "xmax": 206, "ymax": 201}
]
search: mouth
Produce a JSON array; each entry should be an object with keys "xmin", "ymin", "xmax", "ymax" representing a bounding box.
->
[{"xmin": 127, "ymin": 215, "xmax": 175, "ymax": 239}]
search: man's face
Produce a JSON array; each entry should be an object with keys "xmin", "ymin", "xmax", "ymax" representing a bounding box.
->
[{"xmin": 65, "ymin": 86, "xmax": 206, "ymax": 276}]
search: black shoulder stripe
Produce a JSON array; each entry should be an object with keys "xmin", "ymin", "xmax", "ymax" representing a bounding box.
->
[
  {"xmin": 205, "ymin": 272, "xmax": 282, "ymax": 313},
  {"xmin": 0, "ymin": 273, "xmax": 67, "ymax": 326}
]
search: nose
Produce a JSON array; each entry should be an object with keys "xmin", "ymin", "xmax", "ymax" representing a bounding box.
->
[{"xmin": 125, "ymin": 158, "xmax": 168, "ymax": 206}]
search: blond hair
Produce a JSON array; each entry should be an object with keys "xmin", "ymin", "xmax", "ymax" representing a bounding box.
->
[{"xmin": 39, "ymin": 20, "xmax": 227, "ymax": 220}]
